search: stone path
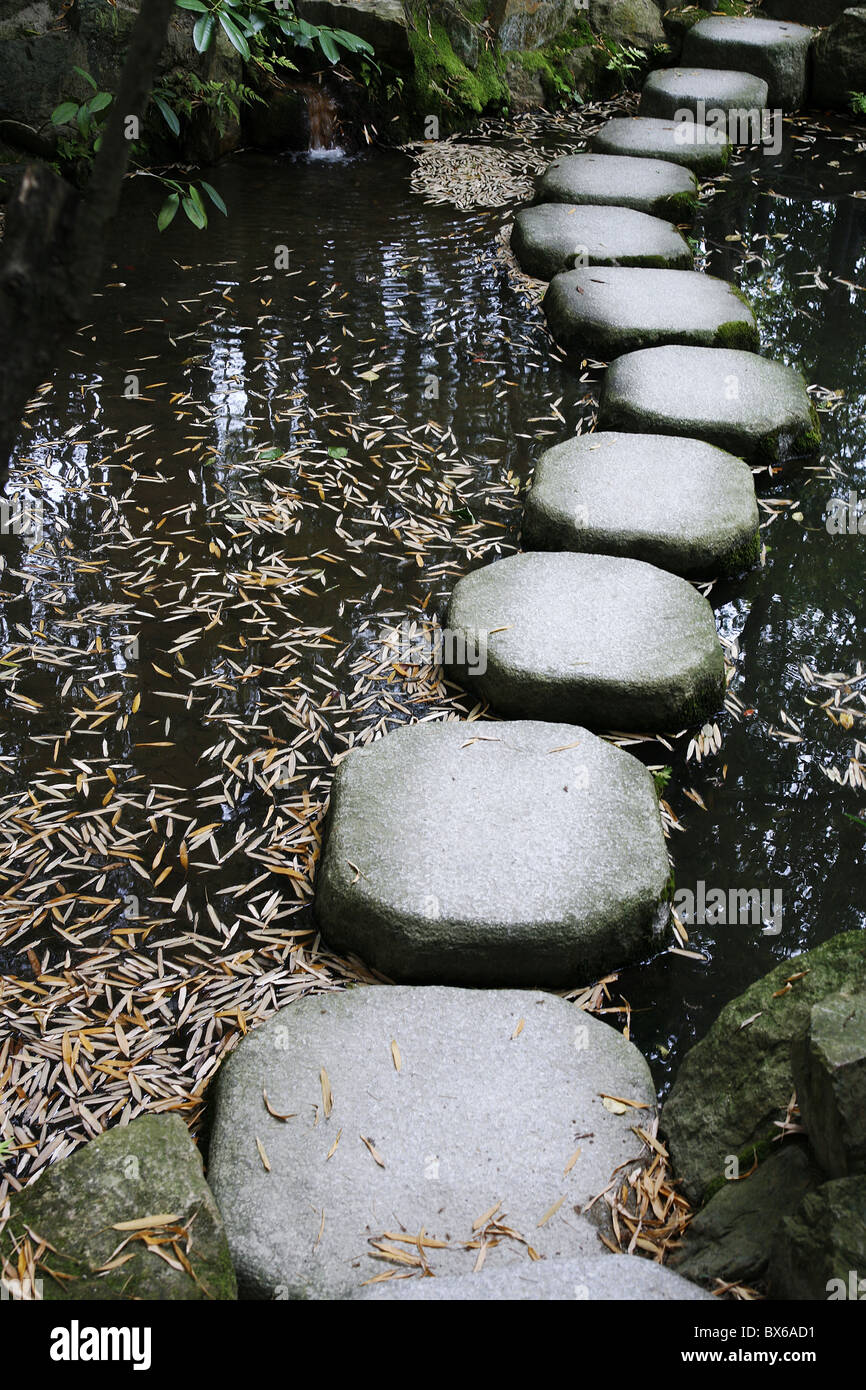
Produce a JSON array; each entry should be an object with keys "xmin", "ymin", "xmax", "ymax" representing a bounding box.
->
[
  {"xmin": 522, "ymin": 432, "xmax": 761, "ymax": 580},
  {"xmin": 206, "ymin": 14, "xmax": 826, "ymax": 1301},
  {"xmin": 543, "ymin": 266, "xmax": 758, "ymax": 357},
  {"xmin": 511, "ymin": 202, "xmax": 692, "ymax": 280},
  {"xmin": 207, "ymin": 987, "xmax": 658, "ymax": 1298},
  {"xmin": 316, "ymin": 719, "xmax": 670, "ymax": 985}
]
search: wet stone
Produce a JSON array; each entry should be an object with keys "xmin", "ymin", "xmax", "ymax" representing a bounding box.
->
[
  {"xmin": 535, "ymin": 152, "xmax": 699, "ymax": 221},
  {"xmin": 510, "ymin": 203, "xmax": 693, "ymax": 281},
  {"xmin": 639, "ymin": 66, "xmax": 769, "ymax": 123},
  {"xmin": 598, "ymin": 345, "xmax": 820, "ymax": 465},
  {"xmin": 590, "ymin": 115, "xmax": 731, "ymax": 175},
  {"xmin": 207, "ymin": 986, "xmax": 658, "ymax": 1298},
  {"xmin": 314, "ymin": 718, "xmax": 671, "ymax": 986},
  {"xmin": 445, "ymin": 550, "xmax": 725, "ymax": 732},
  {"xmin": 542, "ymin": 266, "xmax": 759, "ymax": 358},
  {"xmin": 522, "ymin": 431, "xmax": 761, "ymax": 579},
  {"xmin": 682, "ymin": 15, "xmax": 814, "ymax": 109}
]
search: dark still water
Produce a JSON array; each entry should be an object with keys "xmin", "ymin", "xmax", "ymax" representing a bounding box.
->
[{"xmin": 2, "ymin": 112, "xmax": 866, "ymax": 1184}]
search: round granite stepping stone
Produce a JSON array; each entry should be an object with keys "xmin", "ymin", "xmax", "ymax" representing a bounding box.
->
[
  {"xmin": 543, "ymin": 266, "xmax": 758, "ymax": 358},
  {"xmin": 682, "ymin": 16, "xmax": 814, "ymax": 109},
  {"xmin": 207, "ymin": 986, "xmax": 658, "ymax": 1298},
  {"xmin": 445, "ymin": 552, "xmax": 725, "ymax": 731},
  {"xmin": 591, "ymin": 116, "xmax": 731, "ymax": 175},
  {"xmin": 510, "ymin": 203, "xmax": 692, "ymax": 281},
  {"xmin": 640, "ymin": 67, "xmax": 769, "ymax": 124},
  {"xmin": 535, "ymin": 152, "xmax": 699, "ymax": 221},
  {"xmin": 315, "ymin": 719, "xmax": 670, "ymax": 985},
  {"xmin": 356, "ymin": 1253, "xmax": 714, "ymax": 1300},
  {"xmin": 523, "ymin": 432, "xmax": 761, "ymax": 579},
  {"xmin": 599, "ymin": 345, "xmax": 821, "ymax": 465}
]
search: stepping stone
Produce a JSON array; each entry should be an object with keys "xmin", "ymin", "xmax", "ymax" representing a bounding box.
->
[
  {"xmin": 599, "ymin": 345, "xmax": 821, "ymax": 465},
  {"xmin": 356, "ymin": 1253, "xmax": 713, "ymax": 1300},
  {"xmin": 0, "ymin": 1115, "xmax": 236, "ymax": 1301},
  {"xmin": 535, "ymin": 152, "xmax": 699, "ymax": 221},
  {"xmin": 591, "ymin": 116, "xmax": 731, "ymax": 176},
  {"xmin": 522, "ymin": 431, "xmax": 761, "ymax": 579},
  {"xmin": 510, "ymin": 203, "xmax": 692, "ymax": 281},
  {"xmin": 445, "ymin": 552, "xmax": 725, "ymax": 731},
  {"xmin": 315, "ymin": 719, "xmax": 671, "ymax": 984},
  {"xmin": 543, "ymin": 266, "xmax": 759, "ymax": 358},
  {"xmin": 207, "ymin": 986, "xmax": 658, "ymax": 1298},
  {"xmin": 640, "ymin": 67, "xmax": 769, "ymax": 124},
  {"xmin": 682, "ymin": 16, "xmax": 814, "ymax": 109}
]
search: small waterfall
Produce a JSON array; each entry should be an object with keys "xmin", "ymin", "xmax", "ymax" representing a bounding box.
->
[{"xmin": 306, "ymin": 85, "xmax": 342, "ymax": 160}]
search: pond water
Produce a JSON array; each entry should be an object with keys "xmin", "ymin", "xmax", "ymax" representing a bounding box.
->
[{"xmin": 2, "ymin": 110, "xmax": 866, "ymax": 1181}]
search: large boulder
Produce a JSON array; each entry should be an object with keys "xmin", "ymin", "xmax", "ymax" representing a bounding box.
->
[
  {"xmin": 661, "ymin": 930, "xmax": 866, "ymax": 1204},
  {"xmin": 793, "ymin": 989, "xmax": 866, "ymax": 1178},
  {"xmin": 812, "ymin": 7, "xmax": 866, "ymax": 109},
  {"xmin": 522, "ymin": 430, "xmax": 761, "ymax": 579},
  {"xmin": 314, "ymin": 719, "xmax": 671, "ymax": 985},
  {"xmin": 207, "ymin": 986, "xmax": 658, "ymax": 1299},
  {"xmin": 671, "ymin": 1143, "xmax": 820, "ymax": 1287},
  {"xmin": 445, "ymin": 552, "xmax": 725, "ymax": 731},
  {"xmin": 769, "ymin": 1177, "xmax": 866, "ymax": 1300},
  {"xmin": 355, "ymin": 1252, "xmax": 713, "ymax": 1299},
  {"xmin": 491, "ymin": 0, "xmax": 575, "ymax": 50},
  {"xmin": 589, "ymin": 0, "xmax": 665, "ymax": 49},
  {"xmin": 0, "ymin": 1115, "xmax": 236, "ymax": 1300}
]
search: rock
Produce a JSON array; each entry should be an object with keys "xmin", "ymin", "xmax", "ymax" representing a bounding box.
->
[
  {"xmin": 503, "ymin": 57, "xmax": 549, "ymax": 111},
  {"xmin": 0, "ymin": 28, "xmax": 89, "ymax": 127},
  {"xmin": 314, "ymin": 719, "xmax": 670, "ymax": 985},
  {"xmin": 543, "ymin": 266, "xmax": 759, "ymax": 357},
  {"xmin": 589, "ymin": 0, "xmax": 666, "ymax": 49},
  {"xmin": 591, "ymin": 114, "xmax": 731, "ymax": 174},
  {"xmin": 0, "ymin": 1115, "xmax": 236, "ymax": 1300},
  {"xmin": 445, "ymin": 551, "xmax": 725, "ymax": 731},
  {"xmin": 681, "ymin": 15, "xmax": 814, "ymax": 109},
  {"xmin": 598, "ymin": 345, "xmax": 821, "ymax": 465},
  {"xmin": 793, "ymin": 990, "xmax": 866, "ymax": 1178},
  {"xmin": 671, "ymin": 1144, "xmax": 820, "ymax": 1287},
  {"xmin": 535, "ymin": 152, "xmax": 699, "ymax": 220},
  {"xmin": 769, "ymin": 1177, "xmax": 866, "ymax": 1300},
  {"xmin": 639, "ymin": 66, "xmax": 769, "ymax": 123},
  {"xmin": 207, "ymin": 986, "xmax": 658, "ymax": 1299},
  {"xmin": 355, "ymin": 1252, "xmax": 714, "ymax": 1299},
  {"xmin": 761, "ymin": 0, "xmax": 848, "ymax": 26},
  {"xmin": 661, "ymin": 930, "xmax": 866, "ymax": 1204},
  {"xmin": 522, "ymin": 431, "xmax": 760, "ymax": 579},
  {"xmin": 812, "ymin": 7, "xmax": 866, "ymax": 109},
  {"xmin": 295, "ymin": 0, "xmax": 410, "ymax": 62},
  {"xmin": 491, "ymin": 0, "xmax": 575, "ymax": 50},
  {"xmin": 510, "ymin": 203, "xmax": 693, "ymax": 280}
]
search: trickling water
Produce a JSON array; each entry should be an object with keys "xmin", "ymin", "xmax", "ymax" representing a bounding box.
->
[{"xmin": 305, "ymin": 84, "xmax": 342, "ymax": 159}]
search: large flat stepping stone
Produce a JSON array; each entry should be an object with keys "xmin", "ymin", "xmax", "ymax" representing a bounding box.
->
[
  {"xmin": 445, "ymin": 552, "xmax": 725, "ymax": 731},
  {"xmin": 599, "ymin": 345, "xmax": 821, "ymax": 465},
  {"xmin": 207, "ymin": 986, "xmax": 658, "ymax": 1298},
  {"xmin": 682, "ymin": 16, "xmax": 814, "ymax": 108},
  {"xmin": 356, "ymin": 1252, "xmax": 713, "ymax": 1300},
  {"xmin": 640, "ymin": 67, "xmax": 769, "ymax": 123},
  {"xmin": 523, "ymin": 432, "xmax": 761, "ymax": 579},
  {"xmin": 0, "ymin": 1115, "xmax": 236, "ymax": 1300},
  {"xmin": 591, "ymin": 116, "xmax": 731, "ymax": 176},
  {"xmin": 543, "ymin": 266, "xmax": 759, "ymax": 358},
  {"xmin": 315, "ymin": 719, "xmax": 671, "ymax": 984},
  {"xmin": 535, "ymin": 153, "xmax": 699, "ymax": 221},
  {"xmin": 510, "ymin": 203, "xmax": 692, "ymax": 281}
]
